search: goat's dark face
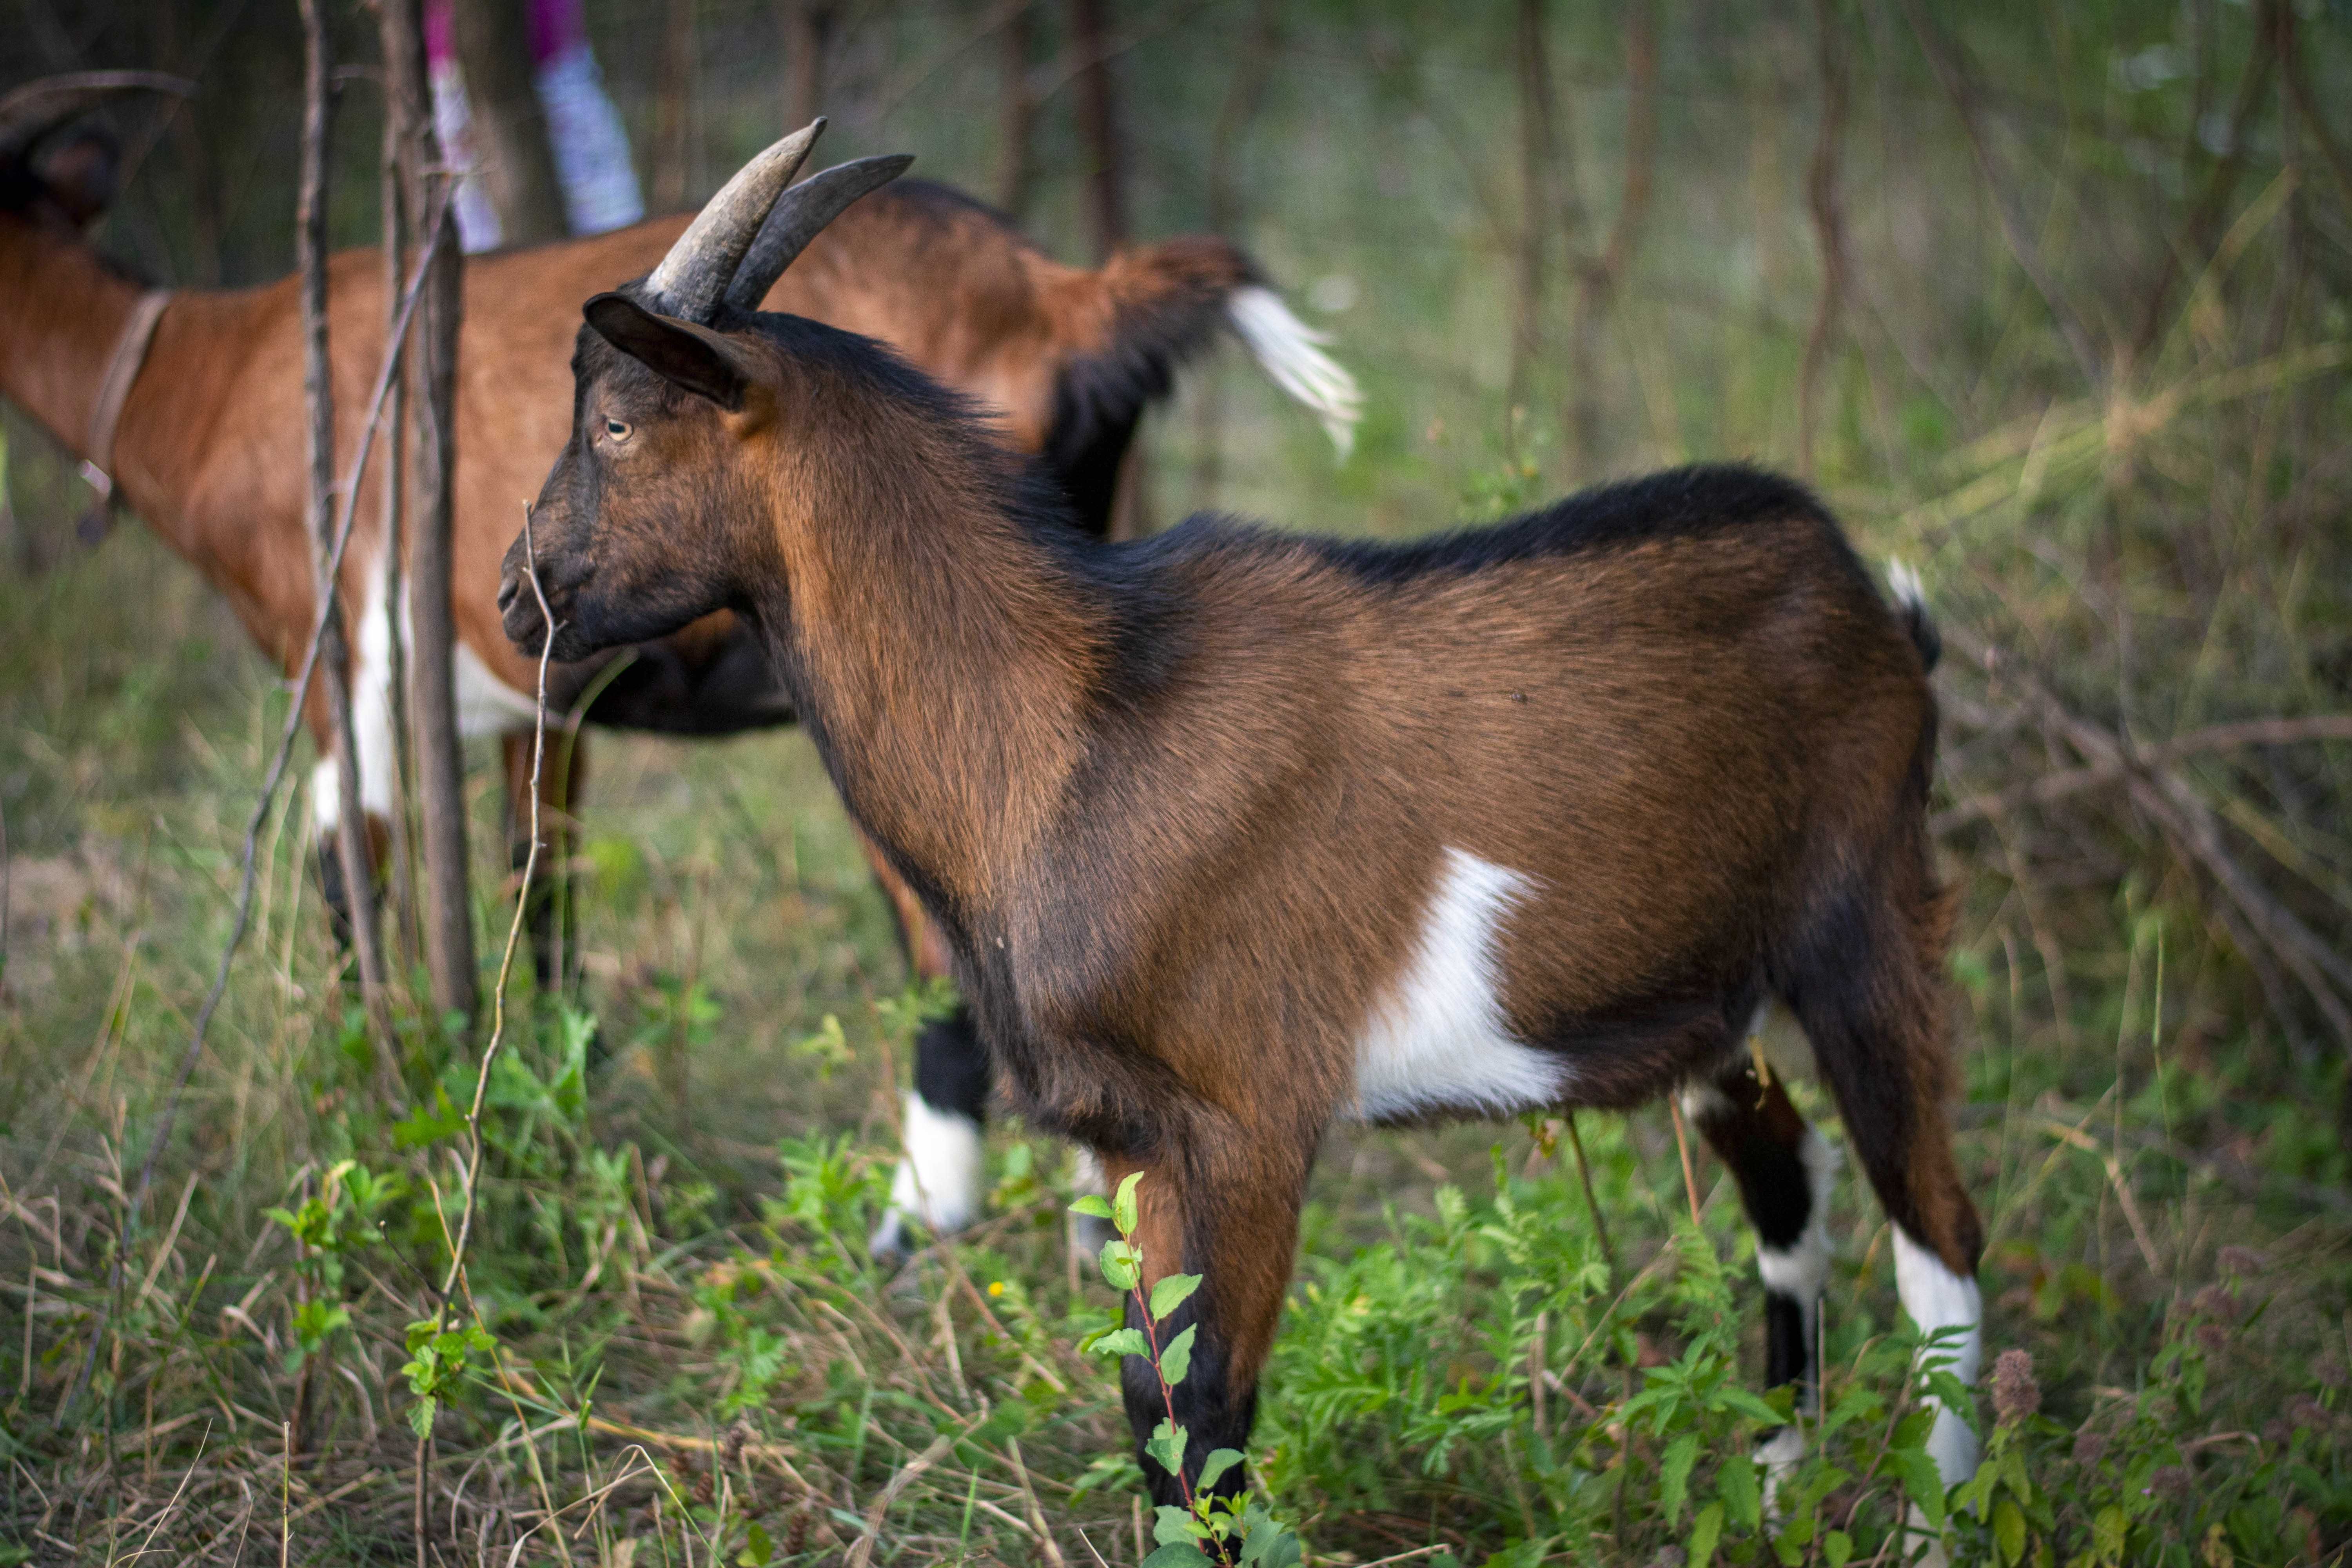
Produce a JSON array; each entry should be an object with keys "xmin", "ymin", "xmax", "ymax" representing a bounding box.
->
[
  {"xmin": 499, "ymin": 298, "xmax": 776, "ymax": 664},
  {"xmin": 499, "ymin": 124, "xmax": 911, "ymax": 664}
]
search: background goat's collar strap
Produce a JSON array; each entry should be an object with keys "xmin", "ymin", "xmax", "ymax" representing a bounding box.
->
[{"xmin": 76, "ymin": 288, "xmax": 172, "ymax": 543}]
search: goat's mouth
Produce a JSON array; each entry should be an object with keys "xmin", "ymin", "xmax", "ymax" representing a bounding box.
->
[{"xmin": 499, "ymin": 571, "xmax": 563, "ymax": 655}]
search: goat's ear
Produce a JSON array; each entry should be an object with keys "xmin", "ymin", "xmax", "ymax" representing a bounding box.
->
[
  {"xmin": 33, "ymin": 128, "xmax": 118, "ymax": 225},
  {"xmin": 583, "ymin": 292, "xmax": 755, "ymax": 412}
]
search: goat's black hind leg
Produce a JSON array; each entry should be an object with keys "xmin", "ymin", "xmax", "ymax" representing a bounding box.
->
[
  {"xmin": 1774, "ymin": 853, "xmax": 1985, "ymax": 1494},
  {"xmin": 1683, "ymin": 1040, "xmax": 1837, "ymax": 1487}
]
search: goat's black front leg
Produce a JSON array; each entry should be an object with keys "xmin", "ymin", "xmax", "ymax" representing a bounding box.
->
[{"xmin": 1100, "ymin": 1135, "xmax": 1312, "ymax": 1523}]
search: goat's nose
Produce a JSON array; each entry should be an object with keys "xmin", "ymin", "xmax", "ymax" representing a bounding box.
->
[{"xmin": 496, "ymin": 573, "xmax": 520, "ymax": 613}]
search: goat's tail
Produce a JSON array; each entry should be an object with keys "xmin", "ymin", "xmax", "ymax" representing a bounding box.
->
[
  {"xmin": 1098, "ymin": 237, "xmax": 1360, "ymax": 456},
  {"xmin": 1884, "ymin": 559, "xmax": 1942, "ymax": 673},
  {"xmin": 1046, "ymin": 241, "xmax": 1361, "ymax": 532},
  {"xmin": 1220, "ymin": 282, "xmax": 1362, "ymax": 459}
]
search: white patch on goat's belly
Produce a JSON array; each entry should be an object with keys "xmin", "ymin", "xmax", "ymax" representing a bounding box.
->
[
  {"xmin": 310, "ymin": 757, "xmax": 343, "ymax": 835},
  {"xmin": 1350, "ymin": 848, "xmax": 1564, "ymax": 1122},
  {"xmin": 454, "ymin": 638, "xmax": 545, "ymax": 736}
]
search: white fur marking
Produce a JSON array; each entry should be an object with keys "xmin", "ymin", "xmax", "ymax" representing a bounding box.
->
[
  {"xmin": 453, "ymin": 638, "xmax": 544, "ymax": 736},
  {"xmin": 1226, "ymin": 285, "xmax": 1364, "ymax": 461},
  {"xmin": 1887, "ymin": 558, "xmax": 1927, "ymax": 616},
  {"xmin": 1757, "ymin": 1423, "xmax": 1808, "ymax": 1517},
  {"xmin": 349, "ymin": 554, "xmax": 399, "ymax": 820},
  {"xmin": 310, "ymin": 757, "xmax": 343, "ymax": 836},
  {"xmin": 310, "ymin": 550, "xmax": 402, "ymax": 840},
  {"xmin": 1678, "ymin": 1080, "xmax": 1737, "ymax": 1125},
  {"xmin": 1755, "ymin": 1128, "xmax": 1838, "ymax": 1306},
  {"xmin": 1071, "ymin": 1147, "xmax": 1107, "ymax": 1202},
  {"xmin": 1894, "ymin": 1225, "xmax": 1984, "ymax": 1486},
  {"xmin": 871, "ymin": 1092, "xmax": 984, "ymax": 1255},
  {"xmin": 1352, "ymin": 849, "xmax": 1563, "ymax": 1121}
]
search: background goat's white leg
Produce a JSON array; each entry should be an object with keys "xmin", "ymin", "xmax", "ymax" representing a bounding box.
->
[
  {"xmin": 870, "ymin": 1008, "xmax": 994, "ymax": 1258},
  {"xmin": 869, "ymin": 1091, "xmax": 984, "ymax": 1258}
]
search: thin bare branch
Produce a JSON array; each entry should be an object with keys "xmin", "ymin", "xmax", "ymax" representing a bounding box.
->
[
  {"xmin": 64, "ymin": 191, "xmax": 450, "ymax": 1422},
  {"xmin": 1943, "ymin": 626, "xmax": 2352, "ymax": 1060},
  {"xmin": 296, "ymin": 0, "xmax": 395, "ymax": 1072},
  {"xmin": 435, "ymin": 505, "xmax": 556, "ymax": 1307},
  {"xmin": 1901, "ymin": 0, "xmax": 2106, "ymax": 392},
  {"xmin": 1798, "ymin": 0, "xmax": 1849, "ymax": 477},
  {"xmin": 1935, "ymin": 713, "xmax": 2352, "ymax": 833},
  {"xmin": 2129, "ymin": 8, "xmax": 2276, "ymax": 363}
]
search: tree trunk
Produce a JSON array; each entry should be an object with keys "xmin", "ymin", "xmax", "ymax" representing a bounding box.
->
[
  {"xmin": 299, "ymin": 0, "xmax": 394, "ymax": 1080},
  {"xmin": 1511, "ymin": 0, "xmax": 1556, "ymax": 441},
  {"xmin": 1566, "ymin": 0, "xmax": 1657, "ymax": 472},
  {"xmin": 996, "ymin": 1, "xmax": 1036, "ymax": 219},
  {"xmin": 390, "ymin": 0, "xmax": 480, "ymax": 1029},
  {"xmin": 654, "ymin": 0, "xmax": 697, "ymax": 211},
  {"xmin": 785, "ymin": 0, "xmax": 839, "ymax": 132},
  {"xmin": 1069, "ymin": 0, "xmax": 1127, "ymax": 261},
  {"xmin": 1192, "ymin": 0, "xmax": 1279, "ymax": 503},
  {"xmin": 379, "ymin": 0, "xmax": 420, "ymax": 975},
  {"xmin": 451, "ymin": 0, "xmax": 567, "ymax": 247},
  {"xmin": 1797, "ymin": 0, "xmax": 1849, "ymax": 479}
]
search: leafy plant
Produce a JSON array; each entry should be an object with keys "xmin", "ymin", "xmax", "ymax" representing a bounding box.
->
[{"xmin": 1073, "ymin": 1173, "xmax": 1304, "ymax": 1567}]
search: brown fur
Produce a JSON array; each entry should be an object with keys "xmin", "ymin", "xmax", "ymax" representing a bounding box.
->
[
  {"xmin": 0, "ymin": 169, "xmax": 1261, "ymax": 971},
  {"xmin": 501, "ymin": 285, "xmax": 1983, "ymax": 1506}
]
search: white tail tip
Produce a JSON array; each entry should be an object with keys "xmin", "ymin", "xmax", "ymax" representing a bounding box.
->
[
  {"xmin": 1225, "ymin": 284, "xmax": 1363, "ymax": 462},
  {"xmin": 1887, "ymin": 558, "xmax": 1927, "ymax": 613}
]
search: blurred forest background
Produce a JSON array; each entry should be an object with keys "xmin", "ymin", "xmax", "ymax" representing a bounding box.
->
[{"xmin": 4, "ymin": 0, "xmax": 2352, "ymax": 1562}]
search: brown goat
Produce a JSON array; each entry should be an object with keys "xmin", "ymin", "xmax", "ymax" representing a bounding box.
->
[
  {"xmin": 498, "ymin": 135, "xmax": 1987, "ymax": 1520},
  {"xmin": 0, "ymin": 75, "xmax": 1354, "ymax": 910}
]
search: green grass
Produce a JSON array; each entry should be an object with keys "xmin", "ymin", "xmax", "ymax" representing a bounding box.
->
[{"xmin": 7, "ymin": 2, "xmax": 2352, "ymax": 1562}]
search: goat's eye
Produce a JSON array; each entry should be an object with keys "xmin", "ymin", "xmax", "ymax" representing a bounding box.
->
[{"xmin": 603, "ymin": 418, "xmax": 633, "ymax": 442}]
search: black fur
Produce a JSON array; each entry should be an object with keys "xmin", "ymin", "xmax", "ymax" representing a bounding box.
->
[
  {"xmin": 1764, "ymin": 1291, "xmax": 1812, "ymax": 1392},
  {"xmin": 314, "ymin": 840, "xmax": 357, "ymax": 957},
  {"xmin": 913, "ymin": 1011, "xmax": 992, "ymax": 1125},
  {"xmin": 1310, "ymin": 464, "xmax": 1837, "ymax": 584},
  {"xmin": 1045, "ymin": 260, "xmax": 1263, "ymax": 537},
  {"xmin": 1123, "ymin": 1286, "xmax": 1254, "ymax": 1512}
]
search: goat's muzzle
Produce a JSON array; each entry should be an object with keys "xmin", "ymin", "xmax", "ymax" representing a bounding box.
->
[{"xmin": 497, "ymin": 560, "xmax": 569, "ymax": 657}]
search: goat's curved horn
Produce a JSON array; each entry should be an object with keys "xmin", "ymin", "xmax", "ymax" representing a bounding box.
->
[
  {"xmin": 645, "ymin": 119, "xmax": 824, "ymax": 321},
  {"xmin": 0, "ymin": 71, "xmax": 193, "ymax": 160},
  {"xmin": 725, "ymin": 154, "xmax": 915, "ymax": 312}
]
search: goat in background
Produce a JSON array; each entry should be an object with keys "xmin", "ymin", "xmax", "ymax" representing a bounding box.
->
[
  {"xmin": 498, "ymin": 131, "xmax": 1987, "ymax": 1523},
  {"xmin": 0, "ymin": 78, "xmax": 1356, "ymax": 1241}
]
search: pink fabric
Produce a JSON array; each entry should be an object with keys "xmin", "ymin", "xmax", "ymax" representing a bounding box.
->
[{"xmin": 424, "ymin": 0, "xmax": 583, "ymax": 68}]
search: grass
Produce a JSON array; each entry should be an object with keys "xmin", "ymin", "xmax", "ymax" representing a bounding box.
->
[
  {"xmin": 6, "ymin": 2, "xmax": 2352, "ymax": 1562},
  {"xmin": 4, "ymin": 455, "xmax": 2348, "ymax": 1564}
]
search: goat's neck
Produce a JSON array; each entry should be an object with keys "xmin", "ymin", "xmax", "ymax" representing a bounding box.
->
[
  {"xmin": 755, "ymin": 429, "xmax": 1104, "ymax": 914},
  {"xmin": 0, "ymin": 218, "xmax": 245, "ymax": 547},
  {"xmin": 0, "ymin": 218, "xmax": 151, "ymax": 465}
]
